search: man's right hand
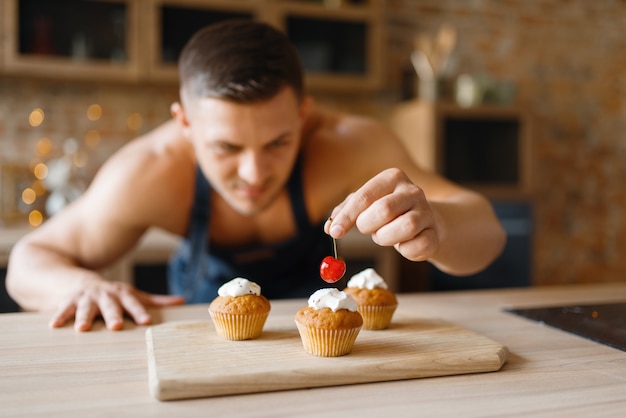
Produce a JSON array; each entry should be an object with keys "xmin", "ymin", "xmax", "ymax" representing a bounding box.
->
[{"xmin": 49, "ymin": 281, "xmax": 186, "ymax": 332}]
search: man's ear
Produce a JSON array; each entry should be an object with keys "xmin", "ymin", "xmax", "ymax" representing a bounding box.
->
[
  {"xmin": 170, "ymin": 102, "xmax": 192, "ymax": 138},
  {"xmin": 299, "ymin": 96, "xmax": 314, "ymax": 120}
]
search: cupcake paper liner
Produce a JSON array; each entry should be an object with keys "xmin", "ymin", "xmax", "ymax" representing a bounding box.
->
[
  {"xmin": 358, "ymin": 304, "xmax": 397, "ymax": 330},
  {"xmin": 295, "ymin": 321, "xmax": 361, "ymax": 357},
  {"xmin": 209, "ymin": 311, "xmax": 269, "ymax": 340}
]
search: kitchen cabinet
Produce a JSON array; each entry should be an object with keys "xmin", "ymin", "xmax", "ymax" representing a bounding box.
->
[
  {"xmin": 277, "ymin": 0, "xmax": 384, "ymax": 91},
  {"xmin": 2, "ymin": 0, "xmax": 142, "ymax": 81},
  {"xmin": 0, "ymin": 0, "xmax": 4, "ymax": 70},
  {"xmin": 146, "ymin": 0, "xmax": 384, "ymax": 90},
  {"xmin": 143, "ymin": 0, "xmax": 262, "ymax": 83},
  {"xmin": 1, "ymin": 0, "xmax": 384, "ymax": 91}
]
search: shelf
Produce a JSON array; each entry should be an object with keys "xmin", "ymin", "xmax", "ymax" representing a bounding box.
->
[
  {"xmin": 144, "ymin": 0, "xmax": 263, "ymax": 82},
  {"xmin": 390, "ymin": 101, "xmax": 532, "ymax": 200},
  {"xmin": 272, "ymin": 0, "xmax": 384, "ymax": 91},
  {"xmin": 2, "ymin": 0, "xmax": 383, "ymax": 90},
  {"xmin": 2, "ymin": 0, "xmax": 142, "ymax": 81}
]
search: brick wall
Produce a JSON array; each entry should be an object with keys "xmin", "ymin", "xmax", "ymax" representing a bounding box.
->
[{"xmin": 1, "ymin": 0, "xmax": 625, "ymax": 286}]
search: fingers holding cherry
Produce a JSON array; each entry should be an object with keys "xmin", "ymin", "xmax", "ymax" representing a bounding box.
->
[{"xmin": 319, "ymin": 217, "xmax": 347, "ymax": 283}]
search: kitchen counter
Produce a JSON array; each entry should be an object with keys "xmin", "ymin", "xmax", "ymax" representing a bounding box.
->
[
  {"xmin": 0, "ymin": 225, "xmax": 181, "ymax": 275},
  {"xmin": 1, "ymin": 283, "xmax": 625, "ymax": 417}
]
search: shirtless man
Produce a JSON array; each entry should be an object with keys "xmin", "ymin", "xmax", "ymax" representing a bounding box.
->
[{"xmin": 6, "ymin": 20, "xmax": 505, "ymax": 331}]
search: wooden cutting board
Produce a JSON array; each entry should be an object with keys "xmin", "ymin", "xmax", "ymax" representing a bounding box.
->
[{"xmin": 146, "ymin": 313, "xmax": 508, "ymax": 401}]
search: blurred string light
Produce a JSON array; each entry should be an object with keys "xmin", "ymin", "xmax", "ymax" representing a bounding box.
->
[
  {"xmin": 21, "ymin": 188, "xmax": 36, "ymax": 205},
  {"xmin": 21, "ymin": 104, "xmax": 106, "ymax": 227},
  {"xmin": 28, "ymin": 108, "xmax": 45, "ymax": 127},
  {"xmin": 33, "ymin": 162, "xmax": 48, "ymax": 180},
  {"xmin": 35, "ymin": 137, "xmax": 53, "ymax": 156},
  {"xmin": 18, "ymin": 109, "xmax": 46, "ymax": 229},
  {"xmin": 28, "ymin": 210, "xmax": 43, "ymax": 227},
  {"xmin": 127, "ymin": 112, "xmax": 143, "ymax": 132},
  {"xmin": 87, "ymin": 103, "xmax": 102, "ymax": 121}
]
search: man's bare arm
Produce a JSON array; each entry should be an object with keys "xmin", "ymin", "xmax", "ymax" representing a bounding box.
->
[{"xmin": 322, "ymin": 116, "xmax": 506, "ymax": 276}]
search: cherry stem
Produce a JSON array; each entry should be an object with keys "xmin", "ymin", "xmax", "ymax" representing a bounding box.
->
[{"xmin": 329, "ymin": 217, "xmax": 338, "ymax": 259}]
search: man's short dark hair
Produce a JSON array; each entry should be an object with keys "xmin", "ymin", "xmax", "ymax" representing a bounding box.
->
[{"xmin": 178, "ymin": 19, "xmax": 305, "ymax": 104}]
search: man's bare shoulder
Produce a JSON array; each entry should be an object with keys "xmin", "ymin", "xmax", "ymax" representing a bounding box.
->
[
  {"xmin": 113, "ymin": 119, "xmax": 192, "ymax": 167},
  {"xmin": 303, "ymin": 108, "xmax": 409, "ymax": 176}
]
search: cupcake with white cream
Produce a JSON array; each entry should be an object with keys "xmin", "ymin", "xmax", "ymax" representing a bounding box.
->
[
  {"xmin": 343, "ymin": 268, "xmax": 398, "ymax": 330},
  {"xmin": 295, "ymin": 288, "xmax": 363, "ymax": 357},
  {"xmin": 208, "ymin": 278, "xmax": 271, "ymax": 340}
]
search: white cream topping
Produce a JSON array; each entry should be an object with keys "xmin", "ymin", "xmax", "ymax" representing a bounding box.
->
[
  {"xmin": 347, "ymin": 268, "xmax": 388, "ymax": 290},
  {"xmin": 307, "ymin": 288, "xmax": 358, "ymax": 312},
  {"xmin": 217, "ymin": 277, "xmax": 261, "ymax": 297}
]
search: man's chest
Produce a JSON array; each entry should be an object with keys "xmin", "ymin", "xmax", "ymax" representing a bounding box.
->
[{"xmin": 208, "ymin": 195, "xmax": 299, "ymax": 247}]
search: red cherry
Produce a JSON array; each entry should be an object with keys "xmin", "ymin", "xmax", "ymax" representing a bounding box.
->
[{"xmin": 320, "ymin": 255, "xmax": 346, "ymax": 283}]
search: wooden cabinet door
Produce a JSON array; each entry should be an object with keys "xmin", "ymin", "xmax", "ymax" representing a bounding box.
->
[{"xmin": 2, "ymin": 0, "xmax": 141, "ymax": 81}]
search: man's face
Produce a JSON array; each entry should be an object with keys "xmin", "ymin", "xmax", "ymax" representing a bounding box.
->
[{"xmin": 183, "ymin": 87, "xmax": 307, "ymax": 216}]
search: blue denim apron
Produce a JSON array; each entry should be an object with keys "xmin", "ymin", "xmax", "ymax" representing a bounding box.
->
[{"xmin": 168, "ymin": 158, "xmax": 331, "ymax": 302}]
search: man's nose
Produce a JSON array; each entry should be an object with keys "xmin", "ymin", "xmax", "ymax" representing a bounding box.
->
[{"xmin": 238, "ymin": 151, "xmax": 267, "ymax": 185}]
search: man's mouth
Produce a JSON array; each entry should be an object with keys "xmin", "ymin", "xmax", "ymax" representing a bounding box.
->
[{"xmin": 234, "ymin": 184, "xmax": 267, "ymax": 199}]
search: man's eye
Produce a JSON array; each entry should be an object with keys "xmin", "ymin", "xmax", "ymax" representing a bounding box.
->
[
  {"xmin": 268, "ymin": 139, "xmax": 288, "ymax": 150},
  {"xmin": 213, "ymin": 143, "xmax": 239, "ymax": 153}
]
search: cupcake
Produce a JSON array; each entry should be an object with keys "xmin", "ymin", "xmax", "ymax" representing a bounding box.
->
[
  {"xmin": 295, "ymin": 288, "xmax": 363, "ymax": 357},
  {"xmin": 208, "ymin": 277, "xmax": 271, "ymax": 340},
  {"xmin": 343, "ymin": 268, "xmax": 398, "ymax": 330}
]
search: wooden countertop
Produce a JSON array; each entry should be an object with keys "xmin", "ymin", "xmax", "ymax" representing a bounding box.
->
[
  {"xmin": 1, "ymin": 283, "xmax": 626, "ymax": 416},
  {"xmin": 0, "ymin": 226, "xmax": 182, "ymax": 266}
]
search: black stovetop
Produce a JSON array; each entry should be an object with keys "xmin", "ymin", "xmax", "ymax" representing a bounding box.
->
[{"xmin": 506, "ymin": 302, "xmax": 626, "ymax": 352}]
